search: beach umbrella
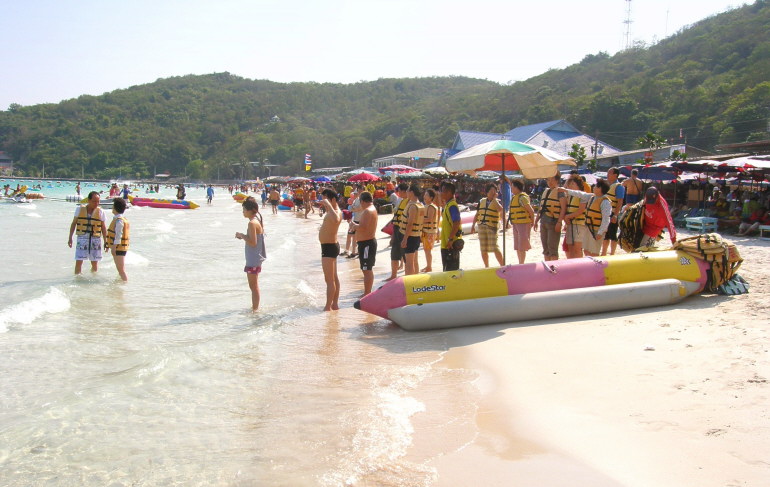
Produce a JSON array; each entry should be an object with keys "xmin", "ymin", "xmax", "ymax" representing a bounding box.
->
[
  {"xmin": 446, "ymin": 140, "xmax": 576, "ymax": 179},
  {"xmin": 423, "ymin": 166, "xmax": 449, "ymax": 176},
  {"xmin": 287, "ymin": 176, "xmax": 311, "ymax": 183},
  {"xmin": 717, "ymin": 155, "xmax": 770, "ymax": 173},
  {"xmin": 348, "ymin": 172, "xmax": 381, "ymax": 182},
  {"xmin": 397, "ymin": 171, "xmax": 432, "ymax": 180},
  {"xmin": 447, "ymin": 140, "xmax": 575, "ymax": 264},
  {"xmin": 312, "ymin": 175, "xmax": 331, "ymax": 182},
  {"xmin": 378, "ymin": 164, "xmax": 419, "ymax": 174}
]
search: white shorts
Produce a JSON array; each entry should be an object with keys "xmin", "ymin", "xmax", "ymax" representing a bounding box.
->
[{"xmin": 75, "ymin": 235, "xmax": 103, "ymax": 262}]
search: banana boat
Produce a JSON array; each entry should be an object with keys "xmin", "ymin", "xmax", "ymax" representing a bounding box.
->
[
  {"xmin": 353, "ymin": 245, "xmax": 741, "ymax": 330},
  {"xmin": 128, "ymin": 195, "xmax": 199, "ymax": 209}
]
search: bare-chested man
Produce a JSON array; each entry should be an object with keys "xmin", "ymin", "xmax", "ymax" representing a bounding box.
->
[
  {"xmin": 622, "ymin": 168, "xmax": 644, "ymax": 206},
  {"xmin": 319, "ymin": 188, "xmax": 342, "ymax": 311},
  {"xmin": 351, "ymin": 191, "xmax": 378, "ymax": 296},
  {"xmin": 269, "ymin": 187, "xmax": 280, "ymax": 214}
]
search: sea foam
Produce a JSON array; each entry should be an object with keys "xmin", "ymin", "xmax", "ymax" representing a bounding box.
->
[{"xmin": 0, "ymin": 287, "xmax": 71, "ymax": 332}]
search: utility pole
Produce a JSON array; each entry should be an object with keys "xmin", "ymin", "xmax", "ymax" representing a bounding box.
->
[{"xmin": 593, "ymin": 130, "xmax": 600, "ymax": 170}]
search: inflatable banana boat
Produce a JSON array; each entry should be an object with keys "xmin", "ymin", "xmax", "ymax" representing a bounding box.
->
[
  {"xmin": 354, "ymin": 242, "xmax": 742, "ymax": 330},
  {"xmin": 128, "ymin": 195, "xmax": 199, "ymax": 209}
]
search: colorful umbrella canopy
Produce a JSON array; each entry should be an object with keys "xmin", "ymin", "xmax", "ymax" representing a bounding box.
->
[
  {"xmin": 287, "ymin": 176, "xmax": 311, "ymax": 183},
  {"xmin": 378, "ymin": 164, "xmax": 419, "ymax": 174},
  {"xmin": 348, "ymin": 172, "xmax": 381, "ymax": 182},
  {"xmin": 312, "ymin": 175, "xmax": 331, "ymax": 182},
  {"xmin": 423, "ymin": 166, "xmax": 449, "ymax": 176},
  {"xmin": 718, "ymin": 155, "xmax": 770, "ymax": 171},
  {"xmin": 446, "ymin": 140, "xmax": 575, "ymax": 179}
]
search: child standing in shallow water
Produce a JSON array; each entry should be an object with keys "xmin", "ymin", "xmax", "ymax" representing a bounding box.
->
[
  {"xmin": 105, "ymin": 197, "xmax": 130, "ymax": 281},
  {"xmin": 235, "ymin": 197, "xmax": 266, "ymax": 311}
]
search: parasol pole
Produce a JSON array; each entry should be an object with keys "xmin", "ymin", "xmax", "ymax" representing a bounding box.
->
[{"xmin": 501, "ymin": 153, "xmax": 506, "ymax": 265}]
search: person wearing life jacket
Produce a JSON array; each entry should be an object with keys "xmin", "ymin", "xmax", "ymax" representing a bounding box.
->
[
  {"xmin": 400, "ymin": 184, "xmax": 426, "ymax": 275},
  {"xmin": 563, "ymin": 176, "xmax": 588, "ymax": 259},
  {"xmin": 420, "ymin": 188, "xmax": 440, "ymax": 273},
  {"xmin": 601, "ymin": 167, "xmax": 625, "ymax": 256},
  {"xmin": 385, "ymin": 183, "xmax": 410, "ymax": 281},
  {"xmin": 105, "ymin": 197, "xmax": 131, "ymax": 281},
  {"xmin": 639, "ymin": 187, "xmax": 677, "ymax": 246},
  {"xmin": 534, "ymin": 173, "xmax": 567, "ymax": 261},
  {"xmin": 471, "ymin": 183, "xmax": 505, "ymax": 268},
  {"xmin": 563, "ymin": 179, "xmax": 612, "ymax": 257},
  {"xmin": 68, "ymin": 191, "xmax": 108, "ymax": 275},
  {"xmin": 506, "ymin": 178, "xmax": 535, "ymax": 264},
  {"xmin": 439, "ymin": 181, "xmax": 463, "ymax": 272}
]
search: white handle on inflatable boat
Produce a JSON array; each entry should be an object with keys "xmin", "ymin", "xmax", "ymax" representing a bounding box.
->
[{"xmin": 541, "ymin": 261, "xmax": 557, "ymax": 274}]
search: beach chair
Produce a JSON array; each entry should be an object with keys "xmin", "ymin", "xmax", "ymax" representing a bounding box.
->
[{"xmin": 759, "ymin": 225, "xmax": 770, "ymax": 240}]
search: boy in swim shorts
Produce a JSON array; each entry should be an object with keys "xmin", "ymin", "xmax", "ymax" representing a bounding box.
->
[{"xmin": 319, "ymin": 189, "xmax": 342, "ymax": 311}]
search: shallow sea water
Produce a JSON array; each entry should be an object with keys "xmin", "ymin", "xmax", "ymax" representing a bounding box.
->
[{"xmin": 0, "ymin": 180, "xmax": 481, "ymax": 486}]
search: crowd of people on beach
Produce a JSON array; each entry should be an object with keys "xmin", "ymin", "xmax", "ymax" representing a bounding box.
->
[{"xmin": 63, "ymin": 170, "xmax": 769, "ymax": 313}]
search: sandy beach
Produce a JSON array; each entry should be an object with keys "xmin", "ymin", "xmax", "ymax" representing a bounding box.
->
[{"xmin": 362, "ymin": 212, "xmax": 769, "ymax": 486}]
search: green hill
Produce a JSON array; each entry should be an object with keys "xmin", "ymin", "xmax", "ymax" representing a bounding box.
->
[{"xmin": 1, "ymin": 0, "xmax": 768, "ymax": 180}]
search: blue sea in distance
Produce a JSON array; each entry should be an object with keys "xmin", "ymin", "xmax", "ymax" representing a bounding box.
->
[{"xmin": 0, "ymin": 179, "xmax": 481, "ymax": 486}]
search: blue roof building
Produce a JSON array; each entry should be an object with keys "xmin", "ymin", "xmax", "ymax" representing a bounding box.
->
[{"xmin": 449, "ymin": 120, "xmax": 622, "ymax": 161}]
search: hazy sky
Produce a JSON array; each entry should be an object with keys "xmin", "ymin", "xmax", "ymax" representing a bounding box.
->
[{"xmin": 2, "ymin": 0, "xmax": 743, "ymax": 110}]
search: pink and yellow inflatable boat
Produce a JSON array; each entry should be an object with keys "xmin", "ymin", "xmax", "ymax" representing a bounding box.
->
[{"xmin": 354, "ymin": 250, "xmax": 709, "ymax": 330}]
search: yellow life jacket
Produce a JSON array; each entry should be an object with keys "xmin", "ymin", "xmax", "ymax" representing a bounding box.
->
[
  {"xmin": 392, "ymin": 197, "xmax": 409, "ymax": 232},
  {"xmin": 422, "ymin": 203, "xmax": 439, "ymax": 235},
  {"xmin": 607, "ymin": 182, "xmax": 622, "ymax": 212},
  {"xmin": 105, "ymin": 215, "xmax": 130, "ymax": 251},
  {"xmin": 508, "ymin": 193, "xmax": 532, "ymax": 224},
  {"xmin": 75, "ymin": 205, "xmax": 104, "ymax": 237},
  {"xmin": 541, "ymin": 187, "xmax": 563, "ymax": 219},
  {"xmin": 404, "ymin": 202, "xmax": 425, "ymax": 237},
  {"xmin": 567, "ymin": 195, "xmax": 586, "ymax": 225},
  {"xmin": 585, "ymin": 195, "xmax": 609, "ymax": 234},
  {"xmin": 440, "ymin": 199, "xmax": 463, "ymax": 249},
  {"xmin": 476, "ymin": 197, "xmax": 500, "ymax": 229}
]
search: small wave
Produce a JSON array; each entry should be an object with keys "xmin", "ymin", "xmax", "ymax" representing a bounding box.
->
[
  {"xmin": 153, "ymin": 220, "xmax": 175, "ymax": 234},
  {"xmin": 25, "ymin": 212, "xmax": 42, "ymax": 218},
  {"xmin": 125, "ymin": 251, "xmax": 149, "ymax": 266},
  {"xmin": 0, "ymin": 287, "xmax": 70, "ymax": 332},
  {"xmin": 208, "ymin": 220, "xmax": 223, "ymax": 228},
  {"xmin": 295, "ymin": 280, "xmax": 317, "ymax": 299}
]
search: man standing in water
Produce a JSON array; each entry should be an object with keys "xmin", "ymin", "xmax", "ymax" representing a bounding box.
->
[
  {"xmin": 351, "ymin": 191, "xmax": 378, "ymax": 297},
  {"xmin": 319, "ymin": 189, "xmax": 342, "ymax": 311},
  {"xmin": 269, "ymin": 187, "xmax": 280, "ymax": 214},
  {"xmin": 68, "ymin": 191, "xmax": 108, "ymax": 275}
]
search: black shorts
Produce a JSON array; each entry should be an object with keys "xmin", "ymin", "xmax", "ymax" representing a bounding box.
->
[
  {"xmin": 606, "ymin": 221, "xmax": 619, "ymax": 241},
  {"xmin": 357, "ymin": 239, "xmax": 377, "ymax": 271},
  {"xmin": 390, "ymin": 230, "xmax": 404, "ymax": 261},
  {"xmin": 270, "ymin": 200, "xmax": 278, "ymax": 206},
  {"xmin": 321, "ymin": 243, "xmax": 340, "ymax": 259},
  {"xmin": 403, "ymin": 235, "xmax": 421, "ymax": 254},
  {"xmin": 115, "ymin": 250, "xmax": 127, "ymax": 256}
]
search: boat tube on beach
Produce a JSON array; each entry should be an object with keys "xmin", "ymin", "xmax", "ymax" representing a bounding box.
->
[
  {"xmin": 354, "ymin": 242, "xmax": 743, "ymax": 330},
  {"xmin": 128, "ymin": 195, "xmax": 199, "ymax": 209}
]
